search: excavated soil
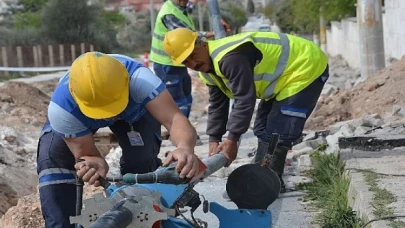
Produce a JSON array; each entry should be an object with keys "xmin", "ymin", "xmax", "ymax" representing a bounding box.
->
[
  {"xmin": 0, "ymin": 81, "xmax": 51, "ymax": 131},
  {"xmin": 306, "ymin": 56, "xmax": 405, "ymax": 130}
]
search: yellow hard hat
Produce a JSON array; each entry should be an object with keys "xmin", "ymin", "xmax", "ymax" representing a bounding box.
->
[
  {"xmin": 163, "ymin": 28, "xmax": 198, "ymax": 65},
  {"xmin": 69, "ymin": 52, "xmax": 129, "ymax": 119}
]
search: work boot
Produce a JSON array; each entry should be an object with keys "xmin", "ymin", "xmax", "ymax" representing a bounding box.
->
[
  {"xmin": 251, "ymin": 139, "xmax": 271, "ymax": 164},
  {"xmin": 269, "ymin": 145, "xmax": 290, "ymax": 193}
]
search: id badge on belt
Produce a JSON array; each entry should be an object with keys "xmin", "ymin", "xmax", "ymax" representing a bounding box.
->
[{"xmin": 127, "ymin": 125, "xmax": 144, "ymax": 146}]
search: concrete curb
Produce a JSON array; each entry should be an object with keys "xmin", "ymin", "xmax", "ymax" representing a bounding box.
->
[{"xmin": 347, "ymin": 170, "xmax": 390, "ymax": 228}]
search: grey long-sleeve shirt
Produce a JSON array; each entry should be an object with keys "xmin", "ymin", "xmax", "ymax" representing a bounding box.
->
[{"xmin": 207, "ymin": 42, "xmax": 263, "ymax": 142}]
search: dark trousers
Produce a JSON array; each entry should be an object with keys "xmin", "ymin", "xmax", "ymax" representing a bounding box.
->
[
  {"xmin": 36, "ymin": 114, "xmax": 162, "ymax": 228},
  {"xmin": 153, "ymin": 63, "xmax": 193, "ymax": 117},
  {"xmin": 253, "ymin": 66, "xmax": 329, "ymax": 148}
]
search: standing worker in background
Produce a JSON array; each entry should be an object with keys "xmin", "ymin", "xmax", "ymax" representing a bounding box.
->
[
  {"xmin": 163, "ymin": 28, "xmax": 329, "ymax": 193},
  {"xmin": 150, "ymin": 0, "xmax": 230, "ymax": 145},
  {"xmin": 37, "ymin": 52, "xmax": 200, "ymax": 227}
]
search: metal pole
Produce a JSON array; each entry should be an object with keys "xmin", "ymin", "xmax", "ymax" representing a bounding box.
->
[
  {"xmin": 150, "ymin": 0, "xmax": 155, "ymax": 32},
  {"xmin": 319, "ymin": 5, "xmax": 327, "ymax": 53},
  {"xmin": 206, "ymin": 0, "xmax": 242, "ymax": 147},
  {"xmin": 357, "ymin": 0, "xmax": 385, "ymax": 80},
  {"xmin": 198, "ymin": 1, "xmax": 204, "ymax": 31},
  {"xmin": 206, "ymin": 0, "xmax": 226, "ymax": 39}
]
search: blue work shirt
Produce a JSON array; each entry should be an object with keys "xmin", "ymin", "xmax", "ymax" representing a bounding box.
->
[{"xmin": 42, "ymin": 54, "xmax": 165, "ymax": 138}]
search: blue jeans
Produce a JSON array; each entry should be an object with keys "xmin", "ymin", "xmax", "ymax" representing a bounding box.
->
[
  {"xmin": 153, "ymin": 63, "xmax": 193, "ymax": 117},
  {"xmin": 36, "ymin": 114, "xmax": 162, "ymax": 228},
  {"xmin": 253, "ymin": 65, "xmax": 329, "ymax": 148}
]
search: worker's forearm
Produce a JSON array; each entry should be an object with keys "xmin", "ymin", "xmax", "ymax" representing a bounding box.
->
[
  {"xmin": 169, "ymin": 113, "xmax": 197, "ymax": 151},
  {"xmin": 226, "ymin": 99, "xmax": 255, "ymax": 141},
  {"xmin": 72, "ymin": 147, "xmax": 103, "ymax": 160},
  {"xmin": 64, "ymin": 135, "xmax": 103, "ymax": 160},
  {"xmin": 204, "ymin": 31, "xmax": 215, "ymax": 39},
  {"xmin": 206, "ymin": 85, "xmax": 229, "ymax": 142}
]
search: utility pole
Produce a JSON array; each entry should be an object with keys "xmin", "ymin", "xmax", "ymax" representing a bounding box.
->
[
  {"xmin": 207, "ymin": 0, "xmax": 243, "ymax": 148},
  {"xmin": 357, "ymin": 0, "xmax": 385, "ymax": 80},
  {"xmin": 150, "ymin": 0, "xmax": 155, "ymax": 32},
  {"xmin": 319, "ymin": 5, "xmax": 327, "ymax": 53},
  {"xmin": 198, "ymin": 1, "xmax": 204, "ymax": 31}
]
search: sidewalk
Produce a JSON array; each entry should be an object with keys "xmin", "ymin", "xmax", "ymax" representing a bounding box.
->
[{"xmin": 343, "ymin": 148, "xmax": 405, "ymax": 227}]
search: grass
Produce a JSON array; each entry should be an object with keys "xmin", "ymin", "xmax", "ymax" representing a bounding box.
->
[
  {"xmin": 297, "ymin": 145, "xmax": 363, "ymax": 228},
  {"xmin": 0, "ymin": 73, "xmax": 20, "ymax": 82},
  {"xmin": 362, "ymin": 170, "xmax": 405, "ymax": 228}
]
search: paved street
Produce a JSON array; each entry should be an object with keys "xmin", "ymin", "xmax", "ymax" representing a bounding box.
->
[{"xmin": 161, "ymin": 116, "xmax": 316, "ymax": 228}]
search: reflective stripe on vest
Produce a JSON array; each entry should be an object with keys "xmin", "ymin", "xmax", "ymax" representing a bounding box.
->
[{"xmin": 204, "ymin": 33, "xmax": 290, "ymax": 99}]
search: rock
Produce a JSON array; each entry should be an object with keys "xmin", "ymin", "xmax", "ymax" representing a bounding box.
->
[
  {"xmin": 303, "ymin": 131, "xmax": 317, "ymax": 141},
  {"xmin": 292, "ymin": 137, "xmax": 327, "ymax": 151},
  {"xmin": 4, "ymin": 135, "xmax": 17, "ymax": 144},
  {"xmin": 354, "ymin": 126, "xmax": 372, "ymax": 136},
  {"xmin": 391, "ymin": 104, "xmax": 405, "ymax": 117},
  {"xmin": 329, "ymin": 120, "xmax": 352, "ymax": 134},
  {"xmin": 1, "ymin": 103, "xmax": 13, "ymax": 112},
  {"xmin": 326, "ymin": 124, "xmax": 355, "ymax": 153},
  {"xmin": 362, "ymin": 114, "xmax": 384, "ymax": 127},
  {"xmin": 292, "ymin": 141, "xmax": 313, "ymax": 151},
  {"xmin": 292, "ymin": 147, "xmax": 314, "ymax": 159},
  {"xmin": 298, "ymin": 155, "xmax": 312, "ymax": 167}
]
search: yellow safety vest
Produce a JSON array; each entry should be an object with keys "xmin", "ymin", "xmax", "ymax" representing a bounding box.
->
[
  {"xmin": 150, "ymin": 0, "xmax": 196, "ymax": 66},
  {"xmin": 199, "ymin": 32, "xmax": 328, "ymax": 101}
]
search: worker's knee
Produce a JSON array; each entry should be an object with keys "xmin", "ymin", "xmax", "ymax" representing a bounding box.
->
[
  {"xmin": 37, "ymin": 132, "xmax": 75, "ymax": 175},
  {"xmin": 266, "ymin": 106, "xmax": 308, "ymax": 147},
  {"xmin": 39, "ymin": 184, "xmax": 76, "ymax": 228}
]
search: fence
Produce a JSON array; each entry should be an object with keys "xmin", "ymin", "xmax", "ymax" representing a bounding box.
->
[
  {"xmin": 0, "ymin": 43, "xmax": 96, "ymax": 76},
  {"xmin": 326, "ymin": 0, "xmax": 405, "ymax": 69}
]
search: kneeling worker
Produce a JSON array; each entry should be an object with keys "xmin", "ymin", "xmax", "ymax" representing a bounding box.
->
[
  {"xmin": 162, "ymin": 28, "xmax": 329, "ymax": 193},
  {"xmin": 37, "ymin": 52, "xmax": 200, "ymax": 227}
]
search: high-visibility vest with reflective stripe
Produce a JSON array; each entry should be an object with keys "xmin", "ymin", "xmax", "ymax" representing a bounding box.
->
[
  {"xmin": 199, "ymin": 32, "xmax": 328, "ymax": 101},
  {"xmin": 150, "ymin": 1, "xmax": 195, "ymax": 65}
]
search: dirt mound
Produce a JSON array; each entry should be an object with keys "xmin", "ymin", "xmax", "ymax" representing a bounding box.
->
[
  {"xmin": 306, "ymin": 56, "xmax": 405, "ymax": 130},
  {"xmin": 31, "ymin": 79, "xmax": 59, "ymax": 97},
  {"xmin": 0, "ymin": 81, "xmax": 51, "ymax": 129},
  {"xmin": 0, "ymin": 193, "xmax": 44, "ymax": 228},
  {"xmin": 0, "ymin": 185, "xmax": 104, "ymax": 228}
]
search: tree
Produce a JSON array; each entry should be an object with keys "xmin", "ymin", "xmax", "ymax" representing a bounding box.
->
[
  {"xmin": 116, "ymin": 10, "xmax": 157, "ymax": 53},
  {"xmin": 257, "ymin": 3, "xmax": 275, "ymax": 20},
  {"xmin": 41, "ymin": 0, "xmax": 121, "ymax": 52},
  {"xmin": 41, "ymin": 0, "xmax": 100, "ymax": 43},
  {"xmin": 273, "ymin": 0, "xmax": 357, "ymax": 33},
  {"xmin": 247, "ymin": 0, "xmax": 255, "ymax": 15}
]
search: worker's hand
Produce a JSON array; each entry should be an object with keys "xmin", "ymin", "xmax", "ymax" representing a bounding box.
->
[
  {"xmin": 163, "ymin": 147, "xmax": 199, "ymax": 179},
  {"xmin": 75, "ymin": 156, "xmax": 109, "ymax": 187},
  {"xmin": 216, "ymin": 139, "xmax": 238, "ymax": 167},
  {"xmin": 220, "ymin": 19, "xmax": 231, "ymax": 34},
  {"xmin": 208, "ymin": 142, "xmax": 220, "ymax": 157}
]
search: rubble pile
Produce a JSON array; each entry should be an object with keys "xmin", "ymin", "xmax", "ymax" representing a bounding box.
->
[
  {"xmin": 0, "ymin": 126, "xmax": 38, "ymax": 218},
  {"xmin": 306, "ymin": 56, "xmax": 405, "ymax": 130}
]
